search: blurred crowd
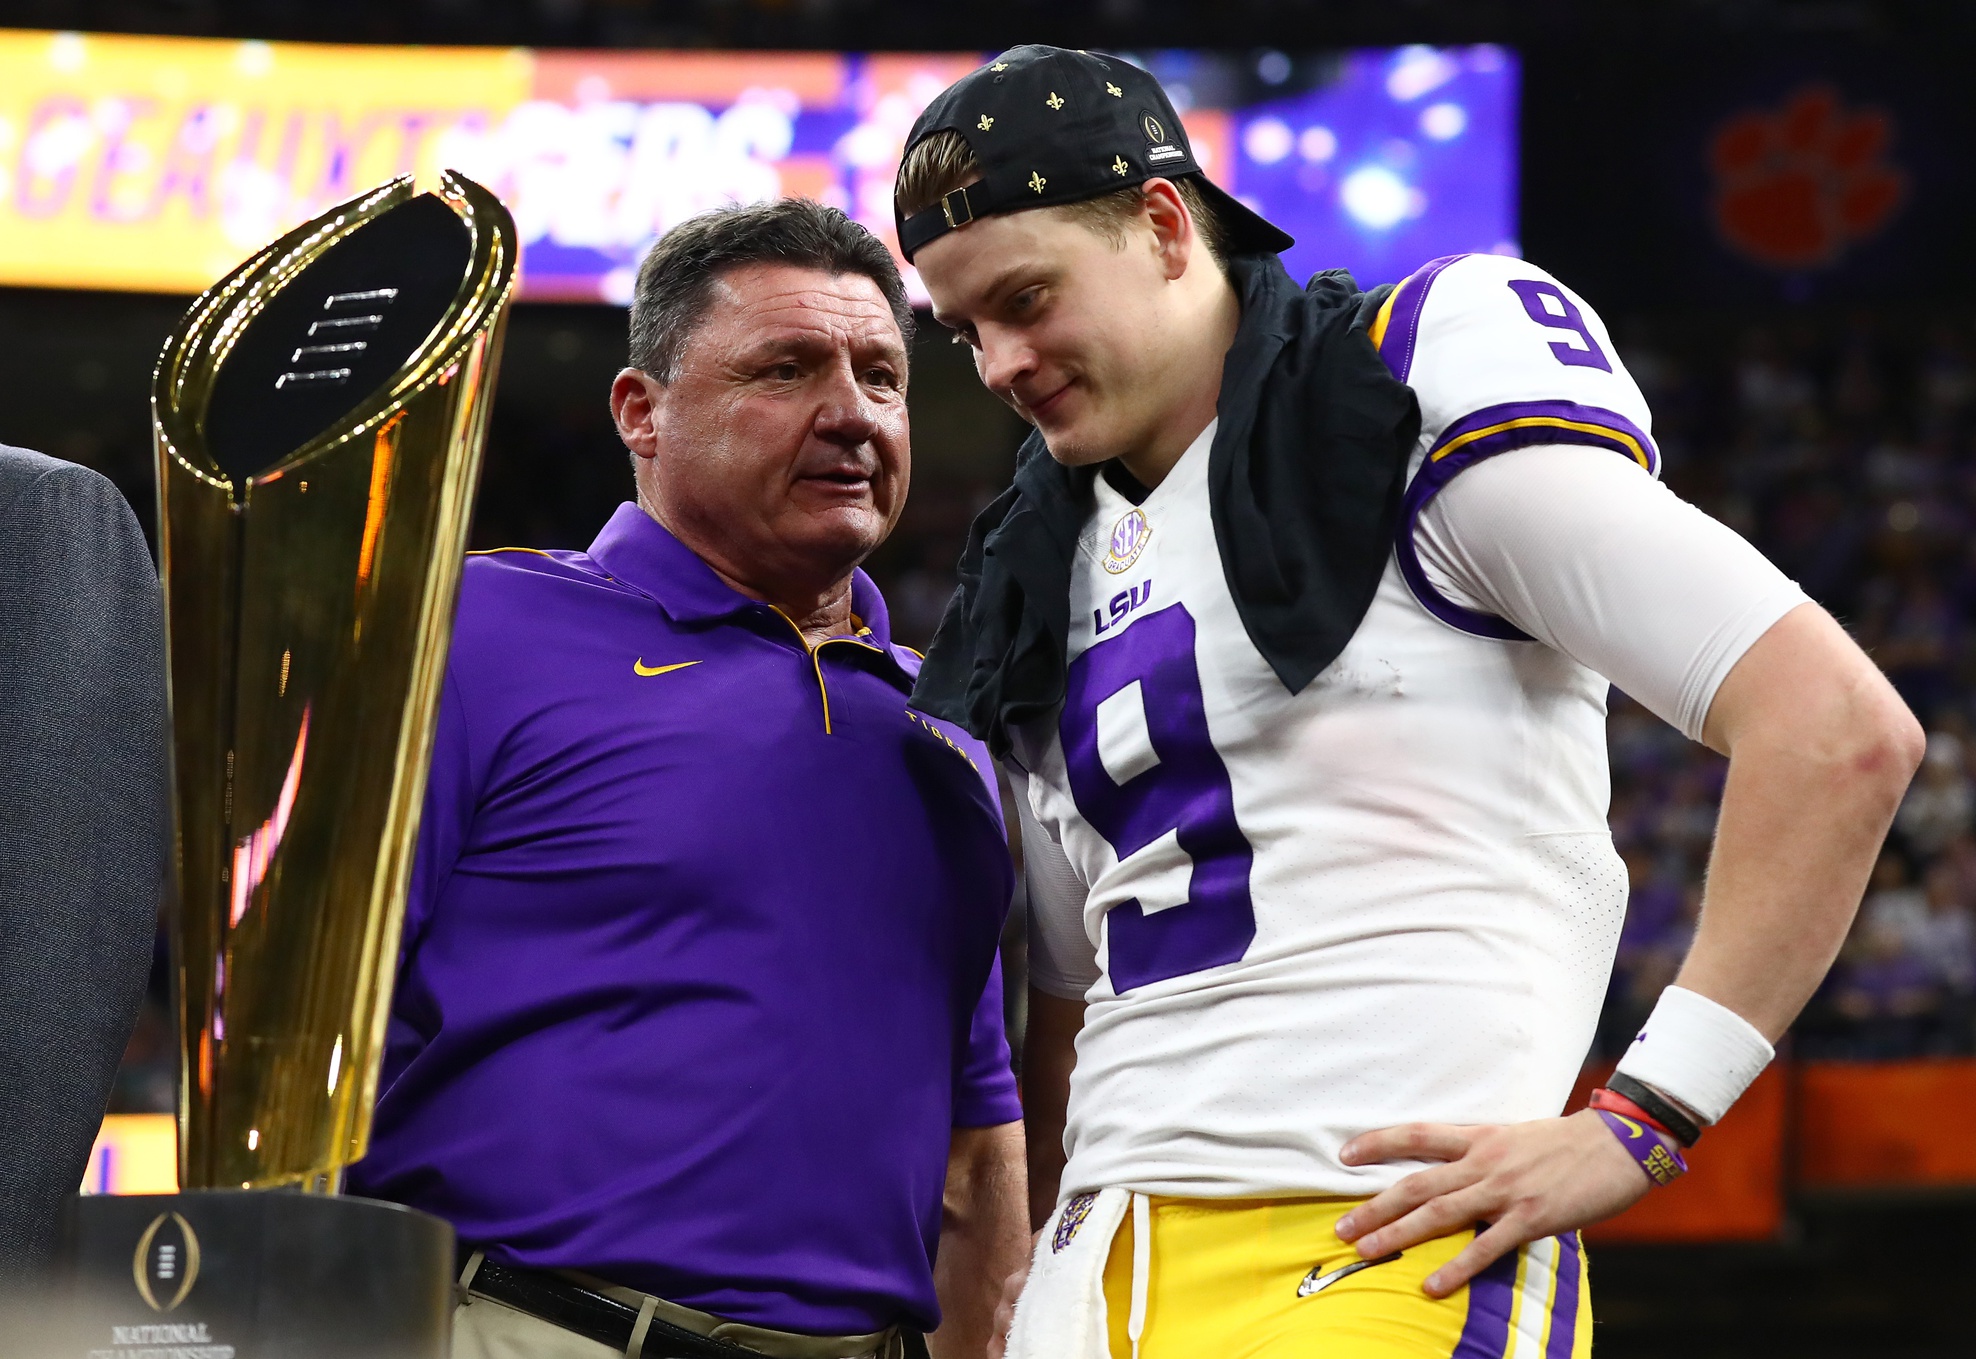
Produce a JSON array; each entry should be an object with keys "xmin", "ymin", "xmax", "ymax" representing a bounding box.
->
[{"xmin": 1593, "ymin": 312, "xmax": 1976, "ymax": 1060}]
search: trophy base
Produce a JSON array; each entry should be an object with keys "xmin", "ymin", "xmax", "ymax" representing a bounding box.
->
[{"xmin": 42, "ymin": 1189, "xmax": 453, "ymax": 1359}]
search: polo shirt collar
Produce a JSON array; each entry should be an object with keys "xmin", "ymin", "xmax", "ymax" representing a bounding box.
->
[
  {"xmin": 587, "ymin": 502, "xmax": 902, "ymax": 655},
  {"xmin": 590, "ymin": 502, "xmax": 747, "ymax": 623}
]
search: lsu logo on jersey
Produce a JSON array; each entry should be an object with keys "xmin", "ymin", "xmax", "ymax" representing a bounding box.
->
[
  {"xmin": 1093, "ymin": 580, "xmax": 1152, "ymax": 635},
  {"xmin": 1103, "ymin": 508, "xmax": 1151, "ymax": 573}
]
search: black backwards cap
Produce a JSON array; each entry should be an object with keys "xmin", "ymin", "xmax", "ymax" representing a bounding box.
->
[{"xmin": 896, "ymin": 45, "xmax": 1296, "ymax": 263}]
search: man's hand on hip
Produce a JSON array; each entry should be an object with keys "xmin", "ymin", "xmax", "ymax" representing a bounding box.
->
[{"xmin": 1332, "ymin": 1109, "xmax": 1649, "ymax": 1297}]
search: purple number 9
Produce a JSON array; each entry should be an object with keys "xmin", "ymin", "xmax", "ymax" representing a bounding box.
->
[
  {"xmin": 1059, "ymin": 603, "xmax": 1255, "ymax": 992},
  {"xmin": 1507, "ymin": 279, "xmax": 1612, "ymax": 372}
]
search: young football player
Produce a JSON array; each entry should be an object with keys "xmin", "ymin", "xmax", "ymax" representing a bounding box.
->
[{"xmin": 894, "ymin": 46, "xmax": 1923, "ymax": 1359}]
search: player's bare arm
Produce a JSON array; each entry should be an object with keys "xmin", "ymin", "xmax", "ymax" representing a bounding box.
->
[
  {"xmin": 1020, "ymin": 990, "xmax": 1087, "ymax": 1230},
  {"xmin": 1336, "ymin": 602, "xmax": 1924, "ymax": 1294}
]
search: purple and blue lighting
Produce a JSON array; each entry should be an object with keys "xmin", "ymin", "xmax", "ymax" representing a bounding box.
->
[{"xmin": 1169, "ymin": 44, "xmax": 1520, "ymax": 288}]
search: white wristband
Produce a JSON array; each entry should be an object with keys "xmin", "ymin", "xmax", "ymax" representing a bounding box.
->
[{"xmin": 1611, "ymin": 985, "xmax": 1774, "ymax": 1126}]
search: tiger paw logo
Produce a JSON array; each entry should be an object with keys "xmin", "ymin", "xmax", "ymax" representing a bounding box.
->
[{"xmin": 1709, "ymin": 85, "xmax": 1906, "ymax": 270}]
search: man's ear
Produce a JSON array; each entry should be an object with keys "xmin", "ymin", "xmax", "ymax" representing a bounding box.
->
[
  {"xmin": 1140, "ymin": 178, "xmax": 1195, "ymax": 282},
  {"xmin": 610, "ymin": 368, "xmax": 664, "ymax": 461}
]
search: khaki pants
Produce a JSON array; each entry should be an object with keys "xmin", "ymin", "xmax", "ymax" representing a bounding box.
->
[
  {"xmin": 454, "ymin": 1295, "xmax": 619, "ymax": 1359},
  {"xmin": 451, "ymin": 1264, "xmax": 903, "ymax": 1359}
]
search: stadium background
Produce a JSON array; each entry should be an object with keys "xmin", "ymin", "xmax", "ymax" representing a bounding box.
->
[{"xmin": 3, "ymin": 3, "xmax": 1973, "ymax": 1354}]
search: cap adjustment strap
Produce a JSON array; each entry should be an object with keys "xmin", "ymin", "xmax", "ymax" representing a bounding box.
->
[{"xmin": 940, "ymin": 188, "xmax": 974, "ymax": 229}]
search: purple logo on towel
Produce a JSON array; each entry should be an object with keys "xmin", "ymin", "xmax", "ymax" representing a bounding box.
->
[{"xmin": 1053, "ymin": 1193, "xmax": 1098, "ymax": 1253}]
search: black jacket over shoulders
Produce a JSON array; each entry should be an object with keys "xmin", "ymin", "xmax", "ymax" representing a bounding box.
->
[{"xmin": 0, "ymin": 446, "xmax": 167, "ymax": 1282}]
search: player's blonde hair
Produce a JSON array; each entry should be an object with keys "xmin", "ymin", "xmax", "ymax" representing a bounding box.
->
[{"xmin": 895, "ymin": 130, "xmax": 1228, "ymax": 265}]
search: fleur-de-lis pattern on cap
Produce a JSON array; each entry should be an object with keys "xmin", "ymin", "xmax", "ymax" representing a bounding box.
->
[{"xmin": 894, "ymin": 43, "xmax": 1295, "ymax": 263}]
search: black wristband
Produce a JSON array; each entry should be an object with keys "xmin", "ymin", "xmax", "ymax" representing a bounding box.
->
[{"xmin": 1607, "ymin": 1072, "xmax": 1703, "ymax": 1148}]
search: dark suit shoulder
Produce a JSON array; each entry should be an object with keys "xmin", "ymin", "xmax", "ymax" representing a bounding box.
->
[
  {"xmin": 0, "ymin": 445, "xmax": 140, "ymax": 538},
  {"xmin": 0, "ymin": 443, "xmax": 121, "ymax": 497},
  {"xmin": 0, "ymin": 444, "xmax": 72, "ymax": 481}
]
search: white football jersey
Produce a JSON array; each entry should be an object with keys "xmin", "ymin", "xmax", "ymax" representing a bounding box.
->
[{"xmin": 1013, "ymin": 253, "xmax": 1663, "ymax": 1199}]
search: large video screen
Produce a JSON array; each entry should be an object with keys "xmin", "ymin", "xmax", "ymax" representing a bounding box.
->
[{"xmin": 0, "ymin": 32, "xmax": 1516, "ymax": 300}]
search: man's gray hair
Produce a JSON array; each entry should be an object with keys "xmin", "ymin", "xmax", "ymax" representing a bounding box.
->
[{"xmin": 627, "ymin": 199, "xmax": 915, "ymax": 382}]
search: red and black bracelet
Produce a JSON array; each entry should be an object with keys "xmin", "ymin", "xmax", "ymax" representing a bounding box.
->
[
  {"xmin": 1588, "ymin": 1086, "xmax": 1673, "ymax": 1137},
  {"xmin": 1604, "ymin": 1071, "xmax": 1703, "ymax": 1148},
  {"xmin": 1588, "ymin": 1079, "xmax": 1698, "ymax": 1189}
]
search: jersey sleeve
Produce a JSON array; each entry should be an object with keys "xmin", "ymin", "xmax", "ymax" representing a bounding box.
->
[
  {"xmin": 1373, "ymin": 253, "xmax": 1662, "ymax": 640},
  {"xmin": 1009, "ymin": 762, "xmax": 1102, "ymax": 1000},
  {"xmin": 1416, "ymin": 444, "xmax": 1811, "ymax": 740}
]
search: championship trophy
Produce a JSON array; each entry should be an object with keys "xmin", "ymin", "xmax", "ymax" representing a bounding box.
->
[{"xmin": 52, "ymin": 172, "xmax": 517, "ymax": 1358}]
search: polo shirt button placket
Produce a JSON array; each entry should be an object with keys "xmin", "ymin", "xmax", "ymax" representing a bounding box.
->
[{"xmin": 764, "ymin": 606, "xmax": 841, "ymax": 735}]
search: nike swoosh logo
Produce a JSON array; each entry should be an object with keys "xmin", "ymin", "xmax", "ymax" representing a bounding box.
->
[
  {"xmin": 633, "ymin": 659, "xmax": 701, "ymax": 677},
  {"xmin": 1298, "ymin": 1251, "xmax": 1402, "ymax": 1298}
]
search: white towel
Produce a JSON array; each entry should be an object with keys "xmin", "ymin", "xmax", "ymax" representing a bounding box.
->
[{"xmin": 1005, "ymin": 1188, "xmax": 1131, "ymax": 1359}]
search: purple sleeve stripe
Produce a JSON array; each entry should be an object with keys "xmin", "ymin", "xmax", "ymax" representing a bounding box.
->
[
  {"xmin": 1429, "ymin": 399, "xmax": 1659, "ymax": 475},
  {"xmin": 1395, "ymin": 399, "xmax": 1661, "ymax": 640},
  {"xmin": 1376, "ymin": 253, "xmax": 1470, "ymax": 383}
]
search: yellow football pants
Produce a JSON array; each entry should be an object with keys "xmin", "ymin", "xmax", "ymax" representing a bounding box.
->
[{"xmin": 1100, "ymin": 1197, "xmax": 1593, "ymax": 1359}]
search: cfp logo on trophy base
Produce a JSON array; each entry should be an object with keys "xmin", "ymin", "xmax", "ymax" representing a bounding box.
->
[{"xmin": 132, "ymin": 1212, "xmax": 201, "ymax": 1312}]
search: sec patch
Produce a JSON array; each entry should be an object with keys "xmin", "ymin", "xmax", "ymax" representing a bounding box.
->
[{"xmin": 1103, "ymin": 509, "xmax": 1152, "ymax": 574}]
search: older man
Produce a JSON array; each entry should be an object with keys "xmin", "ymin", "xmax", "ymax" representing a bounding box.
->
[{"xmin": 346, "ymin": 200, "xmax": 1027, "ymax": 1359}]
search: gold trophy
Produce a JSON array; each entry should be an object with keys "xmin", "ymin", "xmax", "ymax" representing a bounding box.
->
[{"xmin": 55, "ymin": 172, "xmax": 516, "ymax": 1358}]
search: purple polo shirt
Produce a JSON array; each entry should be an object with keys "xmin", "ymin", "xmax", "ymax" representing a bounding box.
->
[{"xmin": 346, "ymin": 503, "xmax": 1019, "ymax": 1336}]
